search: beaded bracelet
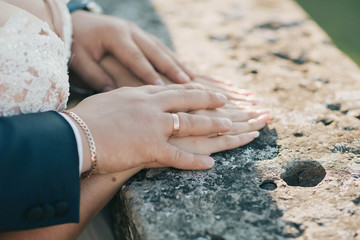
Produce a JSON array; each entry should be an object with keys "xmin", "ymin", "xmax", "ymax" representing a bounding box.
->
[{"xmin": 63, "ymin": 110, "xmax": 97, "ymax": 179}]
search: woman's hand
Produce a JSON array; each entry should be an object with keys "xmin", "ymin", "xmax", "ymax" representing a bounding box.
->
[
  {"xmin": 71, "ymin": 84, "xmax": 233, "ymax": 174},
  {"xmin": 99, "ymin": 55, "xmax": 260, "ymax": 104},
  {"xmin": 70, "ymin": 11, "xmax": 193, "ymax": 92}
]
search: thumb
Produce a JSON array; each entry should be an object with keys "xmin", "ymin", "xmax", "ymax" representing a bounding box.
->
[
  {"xmin": 161, "ymin": 144, "xmax": 215, "ymax": 170},
  {"xmin": 70, "ymin": 48, "xmax": 116, "ymax": 92}
]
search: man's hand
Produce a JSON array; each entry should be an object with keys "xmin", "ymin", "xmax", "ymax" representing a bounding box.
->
[
  {"xmin": 70, "ymin": 11, "xmax": 194, "ymax": 92},
  {"xmin": 71, "ymin": 84, "xmax": 233, "ymax": 174}
]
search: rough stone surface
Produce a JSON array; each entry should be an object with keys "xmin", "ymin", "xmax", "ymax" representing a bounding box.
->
[{"xmin": 109, "ymin": 0, "xmax": 360, "ymax": 239}]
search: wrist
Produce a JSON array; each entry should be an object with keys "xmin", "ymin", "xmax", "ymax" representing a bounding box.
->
[{"xmin": 63, "ymin": 110, "xmax": 94, "ymax": 176}]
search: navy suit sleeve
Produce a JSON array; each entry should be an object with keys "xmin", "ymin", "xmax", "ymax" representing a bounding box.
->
[{"xmin": 0, "ymin": 111, "xmax": 80, "ymax": 231}]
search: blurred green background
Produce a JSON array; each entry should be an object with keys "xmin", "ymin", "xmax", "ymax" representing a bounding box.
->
[{"xmin": 295, "ymin": 0, "xmax": 360, "ymax": 66}]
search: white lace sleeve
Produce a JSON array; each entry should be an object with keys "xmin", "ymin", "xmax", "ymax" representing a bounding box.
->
[{"xmin": 0, "ymin": 11, "xmax": 69, "ymax": 117}]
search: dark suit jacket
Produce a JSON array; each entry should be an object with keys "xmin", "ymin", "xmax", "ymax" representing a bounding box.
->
[{"xmin": 0, "ymin": 111, "xmax": 80, "ymax": 231}]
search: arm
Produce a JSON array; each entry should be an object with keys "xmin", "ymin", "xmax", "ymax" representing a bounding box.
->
[
  {"xmin": 0, "ymin": 112, "xmax": 80, "ymax": 231},
  {"xmin": 0, "ymin": 168, "xmax": 142, "ymax": 240}
]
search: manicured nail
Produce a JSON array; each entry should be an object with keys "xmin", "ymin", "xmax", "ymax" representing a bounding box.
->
[
  {"xmin": 249, "ymin": 131, "xmax": 260, "ymax": 138},
  {"xmin": 234, "ymin": 100, "xmax": 253, "ymax": 106},
  {"xmin": 257, "ymin": 109, "xmax": 272, "ymax": 115},
  {"xmin": 103, "ymin": 86, "xmax": 115, "ymax": 92},
  {"xmin": 184, "ymin": 65, "xmax": 196, "ymax": 75},
  {"xmin": 203, "ymin": 156, "xmax": 214, "ymax": 168},
  {"xmin": 155, "ymin": 78, "xmax": 165, "ymax": 85},
  {"xmin": 258, "ymin": 114, "xmax": 269, "ymax": 121},
  {"xmin": 216, "ymin": 93, "xmax": 227, "ymax": 102},
  {"xmin": 221, "ymin": 118, "xmax": 232, "ymax": 128},
  {"xmin": 178, "ymin": 71, "xmax": 191, "ymax": 83},
  {"xmin": 237, "ymin": 89, "xmax": 255, "ymax": 95}
]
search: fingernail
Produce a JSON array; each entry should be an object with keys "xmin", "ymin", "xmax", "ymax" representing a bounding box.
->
[
  {"xmin": 155, "ymin": 78, "xmax": 165, "ymax": 85},
  {"xmin": 249, "ymin": 131, "xmax": 260, "ymax": 138},
  {"xmin": 234, "ymin": 101, "xmax": 253, "ymax": 106},
  {"xmin": 192, "ymin": 83, "xmax": 205, "ymax": 90},
  {"xmin": 216, "ymin": 93, "xmax": 227, "ymax": 102},
  {"xmin": 258, "ymin": 114, "xmax": 269, "ymax": 121},
  {"xmin": 103, "ymin": 86, "xmax": 115, "ymax": 92},
  {"xmin": 184, "ymin": 65, "xmax": 196, "ymax": 75},
  {"xmin": 221, "ymin": 118, "xmax": 232, "ymax": 128},
  {"xmin": 256, "ymin": 109, "xmax": 272, "ymax": 115},
  {"xmin": 178, "ymin": 71, "xmax": 191, "ymax": 83},
  {"xmin": 203, "ymin": 156, "xmax": 214, "ymax": 168},
  {"xmin": 246, "ymin": 96, "xmax": 262, "ymax": 104}
]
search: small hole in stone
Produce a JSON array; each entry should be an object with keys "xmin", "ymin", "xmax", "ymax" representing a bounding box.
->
[
  {"xmin": 326, "ymin": 103, "xmax": 341, "ymax": 111},
  {"xmin": 317, "ymin": 119, "xmax": 333, "ymax": 126},
  {"xmin": 282, "ymin": 221, "xmax": 304, "ymax": 238},
  {"xmin": 280, "ymin": 161, "xmax": 326, "ymax": 187},
  {"xmin": 293, "ymin": 132, "xmax": 303, "ymax": 137},
  {"xmin": 259, "ymin": 180, "xmax": 277, "ymax": 191},
  {"xmin": 352, "ymin": 196, "xmax": 360, "ymax": 205}
]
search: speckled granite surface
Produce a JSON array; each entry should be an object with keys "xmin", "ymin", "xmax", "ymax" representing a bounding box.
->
[{"xmin": 99, "ymin": 0, "xmax": 360, "ymax": 239}]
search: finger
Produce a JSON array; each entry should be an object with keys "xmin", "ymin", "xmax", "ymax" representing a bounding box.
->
[
  {"xmin": 190, "ymin": 108, "xmax": 271, "ymax": 122},
  {"xmin": 110, "ymin": 37, "xmax": 164, "ymax": 85},
  {"xmin": 225, "ymin": 114, "xmax": 270, "ymax": 135},
  {"xmin": 100, "ymin": 55, "xmax": 144, "ymax": 87},
  {"xmin": 193, "ymin": 75, "xmax": 235, "ymax": 87},
  {"xmin": 161, "ymin": 144, "xmax": 215, "ymax": 170},
  {"xmin": 150, "ymin": 35, "xmax": 196, "ymax": 79},
  {"xmin": 144, "ymin": 83, "xmax": 205, "ymax": 94},
  {"xmin": 224, "ymin": 101, "xmax": 255, "ymax": 109},
  {"xmin": 192, "ymin": 81, "xmax": 259, "ymax": 102},
  {"xmin": 194, "ymin": 76, "xmax": 247, "ymax": 95},
  {"xmin": 172, "ymin": 112, "xmax": 232, "ymax": 137},
  {"xmin": 156, "ymin": 89, "xmax": 227, "ymax": 112},
  {"xmin": 169, "ymin": 131, "xmax": 260, "ymax": 155},
  {"xmin": 70, "ymin": 47, "xmax": 116, "ymax": 92},
  {"xmin": 134, "ymin": 32, "xmax": 191, "ymax": 84}
]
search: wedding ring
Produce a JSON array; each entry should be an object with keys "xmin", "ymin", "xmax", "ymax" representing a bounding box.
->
[{"xmin": 171, "ymin": 113, "xmax": 180, "ymax": 137}]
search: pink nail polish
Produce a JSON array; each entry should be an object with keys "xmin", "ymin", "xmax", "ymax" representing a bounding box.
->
[
  {"xmin": 258, "ymin": 114, "xmax": 269, "ymax": 121},
  {"xmin": 256, "ymin": 109, "xmax": 272, "ymax": 115}
]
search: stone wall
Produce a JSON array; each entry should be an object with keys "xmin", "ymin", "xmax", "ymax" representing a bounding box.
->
[{"xmin": 105, "ymin": 0, "xmax": 360, "ymax": 239}]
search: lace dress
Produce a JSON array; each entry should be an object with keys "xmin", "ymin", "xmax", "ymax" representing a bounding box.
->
[{"xmin": 0, "ymin": 0, "xmax": 72, "ymax": 117}]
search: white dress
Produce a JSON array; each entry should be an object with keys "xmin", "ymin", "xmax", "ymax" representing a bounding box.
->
[
  {"xmin": 0, "ymin": 1, "xmax": 115, "ymax": 239},
  {"xmin": 0, "ymin": 0, "xmax": 71, "ymax": 117}
]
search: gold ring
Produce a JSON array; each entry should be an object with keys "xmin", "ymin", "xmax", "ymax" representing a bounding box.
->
[{"xmin": 171, "ymin": 113, "xmax": 180, "ymax": 137}]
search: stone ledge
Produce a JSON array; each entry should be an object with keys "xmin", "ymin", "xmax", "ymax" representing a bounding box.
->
[{"xmin": 107, "ymin": 0, "xmax": 360, "ymax": 239}]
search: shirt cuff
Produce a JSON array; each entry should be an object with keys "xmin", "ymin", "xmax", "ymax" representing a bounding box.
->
[{"xmin": 58, "ymin": 112, "xmax": 83, "ymax": 175}]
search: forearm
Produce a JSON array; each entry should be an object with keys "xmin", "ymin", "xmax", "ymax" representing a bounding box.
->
[{"xmin": 0, "ymin": 167, "xmax": 142, "ymax": 240}]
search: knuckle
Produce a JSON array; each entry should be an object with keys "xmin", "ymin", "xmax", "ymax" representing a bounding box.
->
[
  {"xmin": 130, "ymin": 51, "xmax": 144, "ymax": 62},
  {"xmin": 184, "ymin": 114, "xmax": 196, "ymax": 129}
]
